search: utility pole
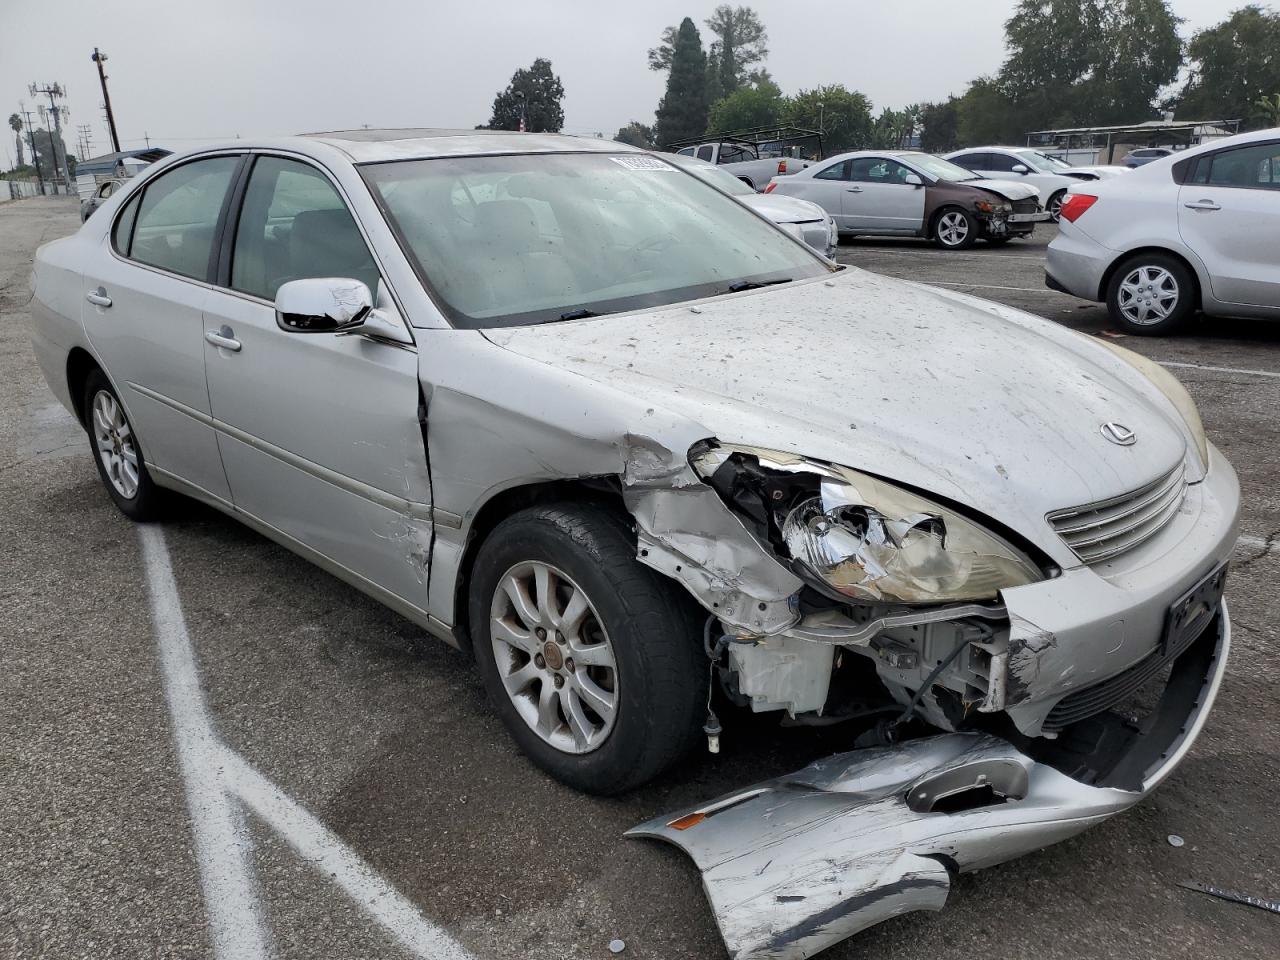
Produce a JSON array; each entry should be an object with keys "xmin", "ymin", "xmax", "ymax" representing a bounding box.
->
[
  {"xmin": 20, "ymin": 103, "xmax": 45, "ymax": 195},
  {"xmin": 77, "ymin": 123, "xmax": 93, "ymax": 159},
  {"xmin": 30, "ymin": 83, "xmax": 71, "ymax": 189},
  {"xmin": 91, "ymin": 48, "xmax": 121, "ymax": 153}
]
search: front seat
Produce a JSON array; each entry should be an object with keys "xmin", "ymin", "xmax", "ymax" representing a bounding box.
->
[
  {"xmin": 286, "ymin": 208, "xmax": 380, "ymax": 296},
  {"xmin": 472, "ymin": 200, "xmax": 578, "ymax": 314}
]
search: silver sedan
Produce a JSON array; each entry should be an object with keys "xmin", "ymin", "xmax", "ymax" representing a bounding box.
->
[{"xmin": 31, "ymin": 129, "xmax": 1237, "ymax": 959}]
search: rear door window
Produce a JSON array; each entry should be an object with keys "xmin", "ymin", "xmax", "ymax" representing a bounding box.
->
[
  {"xmin": 1194, "ymin": 142, "xmax": 1280, "ymax": 190},
  {"xmin": 813, "ymin": 160, "xmax": 850, "ymax": 181},
  {"xmin": 128, "ymin": 156, "xmax": 240, "ymax": 280}
]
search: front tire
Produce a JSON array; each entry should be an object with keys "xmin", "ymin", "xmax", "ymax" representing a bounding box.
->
[
  {"xmin": 83, "ymin": 370, "xmax": 166, "ymax": 521},
  {"xmin": 1106, "ymin": 253, "xmax": 1195, "ymax": 336},
  {"xmin": 933, "ymin": 208, "xmax": 977, "ymax": 249},
  {"xmin": 1047, "ymin": 190, "xmax": 1067, "ymax": 222},
  {"xmin": 469, "ymin": 503, "xmax": 706, "ymax": 795}
]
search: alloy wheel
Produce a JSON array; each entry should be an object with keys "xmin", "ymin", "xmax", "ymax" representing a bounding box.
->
[
  {"xmin": 489, "ymin": 560, "xmax": 618, "ymax": 754},
  {"xmin": 91, "ymin": 389, "xmax": 139, "ymax": 499},
  {"xmin": 1117, "ymin": 265, "xmax": 1179, "ymax": 326},
  {"xmin": 937, "ymin": 211, "xmax": 970, "ymax": 247},
  {"xmin": 1048, "ymin": 193, "xmax": 1065, "ymax": 221}
]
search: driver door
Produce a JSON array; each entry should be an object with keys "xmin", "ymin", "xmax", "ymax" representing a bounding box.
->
[
  {"xmin": 843, "ymin": 158, "xmax": 925, "ymax": 232},
  {"xmin": 201, "ymin": 154, "xmax": 433, "ymax": 610}
]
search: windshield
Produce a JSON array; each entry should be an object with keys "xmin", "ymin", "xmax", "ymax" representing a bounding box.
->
[
  {"xmin": 896, "ymin": 153, "xmax": 978, "ymax": 182},
  {"xmin": 670, "ymin": 158, "xmax": 756, "ymax": 196},
  {"xmin": 1015, "ymin": 150, "xmax": 1064, "ymax": 173},
  {"xmin": 362, "ymin": 153, "xmax": 829, "ymax": 329}
]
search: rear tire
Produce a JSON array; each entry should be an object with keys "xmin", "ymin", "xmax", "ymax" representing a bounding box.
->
[
  {"xmin": 83, "ymin": 369, "xmax": 166, "ymax": 521},
  {"xmin": 933, "ymin": 208, "xmax": 977, "ymax": 249},
  {"xmin": 1105, "ymin": 253, "xmax": 1196, "ymax": 336},
  {"xmin": 469, "ymin": 503, "xmax": 706, "ymax": 795}
]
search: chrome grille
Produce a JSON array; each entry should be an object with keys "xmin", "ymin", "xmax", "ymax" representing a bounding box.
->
[{"xmin": 1047, "ymin": 463, "xmax": 1187, "ymax": 565}]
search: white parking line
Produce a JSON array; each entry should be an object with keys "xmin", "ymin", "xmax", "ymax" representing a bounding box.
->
[
  {"xmin": 138, "ymin": 526, "xmax": 475, "ymax": 960},
  {"xmin": 916, "ymin": 280, "xmax": 1061, "ymax": 294},
  {"xmin": 1159, "ymin": 361, "xmax": 1280, "ymax": 380},
  {"xmin": 140, "ymin": 526, "xmax": 272, "ymax": 959}
]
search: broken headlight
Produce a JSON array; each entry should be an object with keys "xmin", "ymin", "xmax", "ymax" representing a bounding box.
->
[
  {"xmin": 974, "ymin": 199, "xmax": 1012, "ymax": 215},
  {"xmin": 693, "ymin": 445, "xmax": 1041, "ymax": 604}
]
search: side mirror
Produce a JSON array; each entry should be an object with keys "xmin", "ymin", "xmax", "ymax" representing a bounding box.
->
[
  {"xmin": 1011, "ymin": 164, "xmax": 1029, "ymax": 174},
  {"xmin": 275, "ymin": 277, "xmax": 411, "ymax": 344},
  {"xmin": 903, "ymin": 173, "xmax": 923, "ymax": 187}
]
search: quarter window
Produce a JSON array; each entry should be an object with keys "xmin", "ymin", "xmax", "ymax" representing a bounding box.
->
[
  {"xmin": 112, "ymin": 191, "xmax": 141, "ymax": 256},
  {"xmin": 230, "ymin": 156, "xmax": 380, "ymax": 301},
  {"xmin": 129, "ymin": 156, "xmax": 240, "ymax": 280}
]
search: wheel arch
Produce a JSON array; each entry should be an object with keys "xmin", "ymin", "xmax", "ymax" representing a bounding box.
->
[
  {"xmin": 1099, "ymin": 246, "xmax": 1203, "ymax": 308},
  {"xmin": 449, "ymin": 476, "xmax": 629, "ymax": 654},
  {"xmin": 65, "ymin": 346, "xmax": 106, "ymax": 429}
]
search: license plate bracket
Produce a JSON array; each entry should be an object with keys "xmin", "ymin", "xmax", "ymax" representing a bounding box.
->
[{"xmin": 1162, "ymin": 561, "xmax": 1228, "ymax": 657}]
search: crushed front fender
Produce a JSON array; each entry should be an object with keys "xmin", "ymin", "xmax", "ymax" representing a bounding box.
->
[{"xmin": 628, "ymin": 604, "xmax": 1230, "ymax": 960}]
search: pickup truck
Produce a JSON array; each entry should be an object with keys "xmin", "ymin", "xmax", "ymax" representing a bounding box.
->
[{"xmin": 672, "ymin": 141, "xmax": 811, "ymax": 191}]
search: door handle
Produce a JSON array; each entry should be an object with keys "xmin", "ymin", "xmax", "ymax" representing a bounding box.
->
[
  {"xmin": 1184, "ymin": 200, "xmax": 1221, "ymax": 211},
  {"xmin": 846, "ymin": 186, "xmax": 863, "ymax": 192},
  {"xmin": 85, "ymin": 289, "xmax": 112, "ymax": 308},
  {"xmin": 204, "ymin": 327, "xmax": 242, "ymax": 352}
]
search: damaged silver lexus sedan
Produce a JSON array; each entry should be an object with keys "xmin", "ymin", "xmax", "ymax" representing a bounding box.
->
[{"xmin": 31, "ymin": 130, "xmax": 1237, "ymax": 958}]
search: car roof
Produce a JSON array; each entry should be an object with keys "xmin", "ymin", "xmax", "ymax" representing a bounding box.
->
[{"xmin": 297, "ymin": 128, "xmax": 642, "ymax": 163}]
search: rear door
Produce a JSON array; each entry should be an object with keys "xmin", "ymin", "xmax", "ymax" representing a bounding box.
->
[
  {"xmin": 780, "ymin": 159, "xmax": 851, "ymax": 228},
  {"xmin": 80, "ymin": 153, "xmax": 244, "ymax": 502},
  {"xmin": 843, "ymin": 157, "xmax": 925, "ymax": 232},
  {"xmin": 200, "ymin": 153, "xmax": 433, "ymax": 608},
  {"xmin": 1178, "ymin": 139, "xmax": 1280, "ymax": 309}
]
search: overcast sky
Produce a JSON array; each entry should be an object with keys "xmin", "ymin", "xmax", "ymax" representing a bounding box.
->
[{"xmin": 0, "ymin": 0, "xmax": 1251, "ymax": 162}]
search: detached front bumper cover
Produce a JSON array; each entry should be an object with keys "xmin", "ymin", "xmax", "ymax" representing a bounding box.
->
[{"xmin": 628, "ymin": 603, "xmax": 1230, "ymax": 960}]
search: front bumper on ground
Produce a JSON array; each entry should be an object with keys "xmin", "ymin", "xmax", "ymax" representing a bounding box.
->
[{"xmin": 630, "ymin": 602, "xmax": 1230, "ymax": 960}]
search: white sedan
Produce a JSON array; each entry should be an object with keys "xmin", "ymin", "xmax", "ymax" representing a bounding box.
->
[
  {"xmin": 1046, "ymin": 126, "xmax": 1280, "ymax": 335},
  {"xmin": 664, "ymin": 152, "xmax": 837, "ymax": 257},
  {"xmin": 944, "ymin": 146, "xmax": 1084, "ymax": 220}
]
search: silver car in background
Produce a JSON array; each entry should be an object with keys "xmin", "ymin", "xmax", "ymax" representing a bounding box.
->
[
  {"xmin": 31, "ymin": 129, "xmax": 1237, "ymax": 960},
  {"xmin": 664, "ymin": 151, "xmax": 837, "ymax": 257},
  {"xmin": 1047, "ymin": 126, "xmax": 1280, "ymax": 335}
]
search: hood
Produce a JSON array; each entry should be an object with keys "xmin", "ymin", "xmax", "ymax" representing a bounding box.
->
[
  {"xmin": 484, "ymin": 270, "xmax": 1191, "ymax": 563},
  {"xmin": 740, "ymin": 193, "xmax": 828, "ymax": 224},
  {"xmin": 967, "ymin": 179, "xmax": 1040, "ymax": 202}
]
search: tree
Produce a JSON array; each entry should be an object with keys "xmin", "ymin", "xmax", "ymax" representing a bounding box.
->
[
  {"xmin": 956, "ymin": 77, "xmax": 1025, "ymax": 146},
  {"xmin": 871, "ymin": 105, "xmax": 922, "ymax": 149},
  {"xmin": 1178, "ymin": 5, "xmax": 1280, "ymax": 127},
  {"xmin": 704, "ymin": 5, "xmax": 768, "ymax": 97},
  {"xmin": 647, "ymin": 24, "xmax": 678, "ymax": 72},
  {"xmin": 1090, "ymin": 0, "xmax": 1183, "ymax": 124},
  {"xmin": 998, "ymin": 0, "xmax": 1181, "ymax": 129},
  {"xmin": 30, "ymin": 128, "xmax": 67, "ymax": 175},
  {"xmin": 8, "ymin": 114, "xmax": 23, "ymax": 168},
  {"xmin": 487, "ymin": 58, "xmax": 565, "ymax": 133},
  {"xmin": 1256, "ymin": 93, "xmax": 1280, "ymax": 127},
  {"xmin": 654, "ymin": 18, "xmax": 710, "ymax": 148},
  {"xmin": 614, "ymin": 121, "xmax": 656, "ymax": 149},
  {"xmin": 783, "ymin": 85, "xmax": 873, "ymax": 154},
  {"xmin": 708, "ymin": 77, "xmax": 784, "ymax": 133},
  {"xmin": 919, "ymin": 98, "xmax": 960, "ymax": 152}
]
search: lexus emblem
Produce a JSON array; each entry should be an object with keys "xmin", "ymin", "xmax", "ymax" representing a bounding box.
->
[{"xmin": 1100, "ymin": 422, "xmax": 1137, "ymax": 446}]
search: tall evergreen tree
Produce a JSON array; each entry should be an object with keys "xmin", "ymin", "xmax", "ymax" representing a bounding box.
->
[
  {"xmin": 705, "ymin": 5, "xmax": 768, "ymax": 97},
  {"xmin": 487, "ymin": 58, "xmax": 565, "ymax": 133},
  {"xmin": 654, "ymin": 19, "xmax": 709, "ymax": 147}
]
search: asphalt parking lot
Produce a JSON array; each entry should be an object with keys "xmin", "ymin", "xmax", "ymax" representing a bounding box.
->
[{"xmin": 2, "ymin": 197, "xmax": 1278, "ymax": 960}]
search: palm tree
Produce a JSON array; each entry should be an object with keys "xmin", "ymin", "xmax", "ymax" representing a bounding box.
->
[
  {"xmin": 8, "ymin": 113, "xmax": 24, "ymax": 167},
  {"xmin": 1254, "ymin": 94, "xmax": 1280, "ymax": 128}
]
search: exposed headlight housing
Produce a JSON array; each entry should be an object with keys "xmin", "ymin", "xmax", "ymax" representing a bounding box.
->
[
  {"xmin": 693, "ymin": 445, "xmax": 1042, "ymax": 604},
  {"xmin": 1092, "ymin": 339, "xmax": 1209, "ymax": 469},
  {"xmin": 974, "ymin": 199, "xmax": 1012, "ymax": 215}
]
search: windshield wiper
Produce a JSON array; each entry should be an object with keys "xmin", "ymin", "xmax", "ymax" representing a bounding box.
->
[
  {"xmin": 725, "ymin": 277, "xmax": 794, "ymax": 293},
  {"xmin": 556, "ymin": 309, "xmax": 601, "ymax": 321}
]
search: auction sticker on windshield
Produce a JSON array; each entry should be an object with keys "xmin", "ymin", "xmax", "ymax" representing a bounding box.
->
[{"xmin": 609, "ymin": 156, "xmax": 676, "ymax": 171}]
